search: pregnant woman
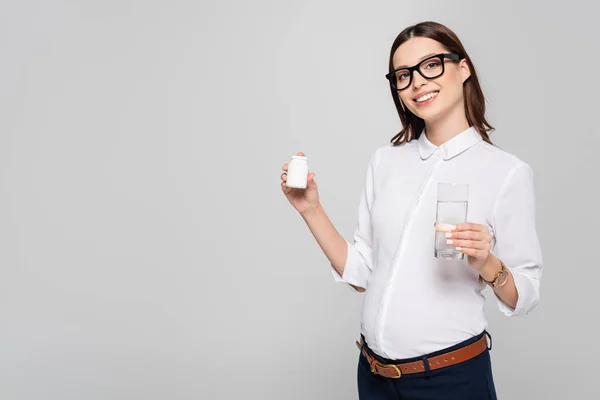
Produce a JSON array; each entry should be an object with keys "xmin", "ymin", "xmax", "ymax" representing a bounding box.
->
[{"xmin": 280, "ymin": 21, "xmax": 542, "ymax": 400}]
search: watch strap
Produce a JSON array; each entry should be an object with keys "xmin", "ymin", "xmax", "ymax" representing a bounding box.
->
[{"xmin": 481, "ymin": 260, "xmax": 507, "ymax": 288}]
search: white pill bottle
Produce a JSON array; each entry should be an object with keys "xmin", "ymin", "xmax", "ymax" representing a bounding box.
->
[{"xmin": 286, "ymin": 155, "xmax": 308, "ymax": 189}]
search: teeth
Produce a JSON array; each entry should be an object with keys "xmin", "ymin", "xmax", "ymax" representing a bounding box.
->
[{"xmin": 416, "ymin": 91, "xmax": 439, "ymax": 103}]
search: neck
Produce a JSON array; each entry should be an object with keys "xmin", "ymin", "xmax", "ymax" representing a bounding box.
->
[{"xmin": 423, "ymin": 105, "xmax": 470, "ymax": 146}]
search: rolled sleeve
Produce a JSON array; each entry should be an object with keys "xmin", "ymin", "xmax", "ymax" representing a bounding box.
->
[
  {"xmin": 491, "ymin": 163, "xmax": 543, "ymax": 316},
  {"xmin": 332, "ymin": 238, "xmax": 374, "ymax": 292},
  {"xmin": 331, "ymin": 149, "xmax": 379, "ymax": 292}
]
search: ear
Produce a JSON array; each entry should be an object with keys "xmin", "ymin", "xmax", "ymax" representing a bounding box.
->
[{"xmin": 459, "ymin": 59, "xmax": 471, "ymax": 83}]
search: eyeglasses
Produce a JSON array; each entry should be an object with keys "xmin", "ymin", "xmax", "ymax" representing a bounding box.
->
[{"xmin": 385, "ymin": 53, "xmax": 462, "ymax": 91}]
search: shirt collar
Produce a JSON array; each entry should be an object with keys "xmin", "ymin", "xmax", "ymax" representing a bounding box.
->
[{"xmin": 417, "ymin": 126, "xmax": 483, "ymax": 160}]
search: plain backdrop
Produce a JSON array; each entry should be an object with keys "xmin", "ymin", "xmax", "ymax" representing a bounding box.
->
[{"xmin": 1, "ymin": 0, "xmax": 598, "ymax": 399}]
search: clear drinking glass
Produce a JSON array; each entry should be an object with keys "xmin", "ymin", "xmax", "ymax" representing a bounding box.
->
[{"xmin": 435, "ymin": 183, "xmax": 469, "ymax": 260}]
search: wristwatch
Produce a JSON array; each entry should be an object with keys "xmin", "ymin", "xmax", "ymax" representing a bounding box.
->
[{"xmin": 480, "ymin": 260, "xmax": 509, "ymax": 288}]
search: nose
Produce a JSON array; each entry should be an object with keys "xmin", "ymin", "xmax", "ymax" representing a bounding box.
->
[{"xmin": 412, "ymin": 69, "xmax": 427, "ymax": 89}]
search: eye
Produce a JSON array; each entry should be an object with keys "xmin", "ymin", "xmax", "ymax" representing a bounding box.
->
[
  {"xmin": 395, "ymin": 69, "xmax": 410, "ymax": 81},
  {"xmin": 424, "ymin": 61, "xmax": 440, "ymax": 69}
]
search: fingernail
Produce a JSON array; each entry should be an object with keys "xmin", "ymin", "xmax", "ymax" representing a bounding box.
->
[
  {"xmin": 445, "ymin": 232, "xmax": 452, "ymax": 238},
  {"xmin": 446, "ymin": 239, "xmax": 453, "ymax": 244},
  {"xmin": 450, "ymin": 225, "xmax": 456, "ymax": 230}
]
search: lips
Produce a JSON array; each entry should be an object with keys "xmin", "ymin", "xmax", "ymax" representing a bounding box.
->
[{"xmin": 413, "ymin": 90, "xmax": 439, "ymax": 103}]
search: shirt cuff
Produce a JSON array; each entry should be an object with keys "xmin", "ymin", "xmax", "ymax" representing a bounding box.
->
[
  {"xmin": 331, "ymin": 264, "xmax": 361, "ymax": 292},
  {"xmin": 494, "ymin": 268, "xmax": 538, "ymax": 317},
  {"xmin": 331, "ymin": 239, "xmax": 368, "ymax": 292}
]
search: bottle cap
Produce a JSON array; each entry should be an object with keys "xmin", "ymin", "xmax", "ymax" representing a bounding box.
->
[{"xmin": 291, "ymin": 155, "xmax": 307, "ymax": 160}]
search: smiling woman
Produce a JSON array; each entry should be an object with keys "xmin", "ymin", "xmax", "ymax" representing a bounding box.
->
[
  {"xmin": 280, "ymin": 20, "xmax": 543, "ymax": 400},
  {"xmin": 386, "ymin": 23, "xmax": 494, "ymax": 148}
]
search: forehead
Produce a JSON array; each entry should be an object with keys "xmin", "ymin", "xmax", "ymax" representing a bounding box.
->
[{"xmin": 392, "ymin": 37, "xmax": 447, "ymax": 69}]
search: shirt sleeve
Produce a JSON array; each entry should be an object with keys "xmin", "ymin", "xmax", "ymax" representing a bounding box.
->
[
  {"xmin": 490, "ymin": 162, "xmax": 543, "ymax": 316},
  {"xmin": 331, "ymin": 149, "xmax": 379, "ymax": 292}
]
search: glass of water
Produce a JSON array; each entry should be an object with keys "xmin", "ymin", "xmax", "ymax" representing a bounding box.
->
[{"xmin": 434, "ymin": 182, "xmax": 469, "ymax": 260}]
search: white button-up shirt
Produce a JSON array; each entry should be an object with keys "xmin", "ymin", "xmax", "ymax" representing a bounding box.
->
[{"xmin": 332, "ymin": 126, "xmax": 543, "ymax": 359}]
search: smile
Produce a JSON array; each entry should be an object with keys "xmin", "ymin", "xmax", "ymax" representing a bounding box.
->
[{"xmin": 414, "ymin": 91, "xmax": 439, "ymax": 104}]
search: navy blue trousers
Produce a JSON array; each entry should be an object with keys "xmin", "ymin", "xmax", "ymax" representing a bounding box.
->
[{"xmin": 357, "ymin": 331, "xmax": 497, "ymax": 400}]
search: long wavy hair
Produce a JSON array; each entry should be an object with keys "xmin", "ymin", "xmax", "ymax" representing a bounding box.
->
[{"xmin": 388, "ymin": 21, "xmax": 494, "ymax": 146}]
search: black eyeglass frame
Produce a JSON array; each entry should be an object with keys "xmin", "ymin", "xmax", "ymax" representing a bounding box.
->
[{"xmin": 385, "ymin": 53, "xmax": 462, "ymax": 91}]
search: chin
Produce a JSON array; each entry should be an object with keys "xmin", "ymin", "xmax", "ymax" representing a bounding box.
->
[
  {"xmin": 418, "ymin": 108, "xmax": 445, "ymax": 123},
  {"xmin": 411, "ymin": 106, "xmax": 443, "ymax": 122},
  {"xmin": 404, "ymin": 95, "xmax": 445, "ymax": 122},
  {"xmin": 416, "ymin": 99, "xmax": 457, "ymax": 124}
]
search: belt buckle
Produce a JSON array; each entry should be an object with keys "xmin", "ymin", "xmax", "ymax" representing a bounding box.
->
[
  {"xmin": 370, "ymin": 360, "xmax": 402, "ymax": 379},
  {"xmin": 369, "ymin": 361, "xmax": 377, "ymax": 374},
  {"xmin": 389, "ymin": 364, "xmax": 402, "ymax": 378}
]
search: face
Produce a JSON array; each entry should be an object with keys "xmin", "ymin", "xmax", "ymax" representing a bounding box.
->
[{"xmin": 391, "ymin": 37, "xmax": 471, "ymax": 123}]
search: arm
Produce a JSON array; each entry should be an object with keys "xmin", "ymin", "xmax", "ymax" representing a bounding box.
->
[
  {"xmin": 301, "ymin": 205, "xmax": 366, "ymax": 292},
  {"xmin": 479, "ymin": 253, "xmax": 518, "ymax": 308},
  {"xmin": 489, "ymin": 163, "xmax": 543, "ymax": 316},
  {"xmin": 301, "ymin": 150, "xmax": 379, "ymax": 293}
]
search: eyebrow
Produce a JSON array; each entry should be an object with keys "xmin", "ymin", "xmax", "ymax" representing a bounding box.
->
[{"xmin": 394, "ymin": 53, "xmax": 437, "ymax": 70}]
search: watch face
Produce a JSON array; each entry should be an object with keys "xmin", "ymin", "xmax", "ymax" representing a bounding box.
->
[{"xmin": 496, "ymin": 271, "xmax": 508, "ymax": 287}]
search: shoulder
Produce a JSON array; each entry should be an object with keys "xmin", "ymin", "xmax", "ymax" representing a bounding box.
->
[
  {"xmin": 370, "ymin": 140, "xmax": 417, "ymax": 165},
  {"xmin": 475, "ymin": 142, "xmax": 537, "ymax": 203},
  {"xmin": 476, "ymin": 141, "xmax": 534, "ymax": 176},
  {"xmin": 367, "ymin": 143, "xmax": 394, "ymax": 168}
]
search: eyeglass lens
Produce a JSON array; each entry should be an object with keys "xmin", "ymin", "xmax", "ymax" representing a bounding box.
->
[{"xmin": 392, "ymin": 56, "xmax": 444, "ymax": 90}]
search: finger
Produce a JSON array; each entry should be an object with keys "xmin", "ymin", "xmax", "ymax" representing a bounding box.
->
[
  {"xmin": 447, "ymin": 239, "xmax": 491, "ymax": 251},
  {"xmin": 281, "ymin": 172, "xmax": 287, "ymax": 181},
  {"xmin": 435, "ymin": 223, "xmax": 457, "ymax": 232},
  {"xmin": 456, "ymin": 247, "xmax": 488, "ymax": 259},
  {"xmin": 282, "ymin": 164, "xmax": 288, "ymax": 171},
  {"xmin": 454, "ymin": 222, "xmax": 488, "ymax": 232},
  {"xmin": 297, "ymin": 152, "xmax": 305, "ymax": 156},
  {"xmin": 446, "ymin": 231, "xmax": 491, "ymax": 241}
]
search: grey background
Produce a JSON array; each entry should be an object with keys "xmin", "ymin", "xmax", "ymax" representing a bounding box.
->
[{"xmin": 0, "ymin": 0, "xmax": 597, "ymax": 399}]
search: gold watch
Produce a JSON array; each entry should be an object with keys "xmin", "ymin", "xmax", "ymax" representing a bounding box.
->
[{"xmin": 480, "ymin": 260, "xmax": 508, "ymax": 288}]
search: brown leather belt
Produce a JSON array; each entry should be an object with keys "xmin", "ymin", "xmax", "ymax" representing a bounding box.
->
[{"xmin": 356, "ymin": 334, "xmax": 488, "ymax": 378}]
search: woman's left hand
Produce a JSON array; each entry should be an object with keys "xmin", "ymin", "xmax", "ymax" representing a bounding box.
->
[{"xmin": 443, "ymin": 222, "xmax": 494, "ymax": 271}]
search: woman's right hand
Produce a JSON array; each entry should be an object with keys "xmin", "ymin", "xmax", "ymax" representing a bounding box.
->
[{"xmin": 280, "ymin": 152, "xmax": 320, "ymax": 215}]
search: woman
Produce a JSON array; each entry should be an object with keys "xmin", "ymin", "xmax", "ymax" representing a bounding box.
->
[{"xmin": 280, "ymin": 21, "xmax": 542, "ymax": 399}]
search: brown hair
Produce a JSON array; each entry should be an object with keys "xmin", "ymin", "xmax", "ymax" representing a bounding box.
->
[{"xmin": 388, "ymin": 21, "xmax": 494, "ymax": 146}]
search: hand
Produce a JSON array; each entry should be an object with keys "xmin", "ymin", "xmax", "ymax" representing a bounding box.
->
[
  {"xmin": 280, "ymin": 152, "xmax": 320, "ymax": 215},
  {"xmin": 437, "ymin": 222, "xmax": 494, "ymax": 271}
]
